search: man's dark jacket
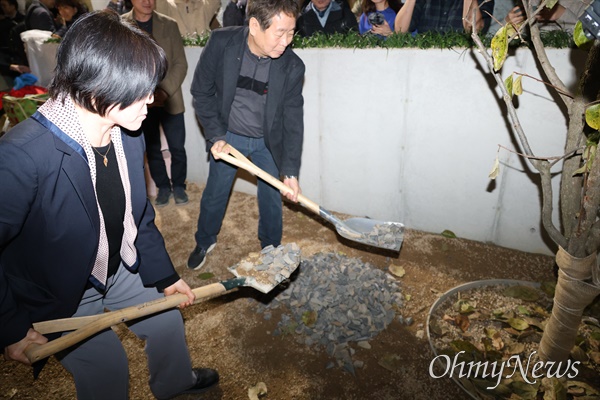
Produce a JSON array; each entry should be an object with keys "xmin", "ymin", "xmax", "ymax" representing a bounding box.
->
[
  {"xmin": 296, "ymin": 0, "xmax": 358, "ymax": 37},
  {"xmin": 190, "ymin": 26, "xmax": 305, "ymax": 177}
]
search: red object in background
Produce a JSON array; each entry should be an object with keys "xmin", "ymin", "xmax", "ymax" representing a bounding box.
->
[{"xmin": 0, "ymin": 85, "xmax": 48, "ymax": 110}]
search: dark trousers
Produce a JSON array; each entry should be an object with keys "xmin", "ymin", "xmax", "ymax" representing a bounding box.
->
[
  {"xmin": 142, "ymin": 108, "xmax": 187, "ymax": 190},
  {"xmin": 58, "ymin": 264, "xmax": 196, "ymax": 400},
  {"xmin": 194, "ymin": 131, "xmax": 283, "ymax": 249}
]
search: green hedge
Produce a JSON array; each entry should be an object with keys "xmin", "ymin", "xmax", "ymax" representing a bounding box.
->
[
  {"xmin": 182, "ymin": 30, "xmax": 573, "ymax": 49},
  {"xmin": 47, "ymin": 29, "xmax": 572, "ymax": 49}
]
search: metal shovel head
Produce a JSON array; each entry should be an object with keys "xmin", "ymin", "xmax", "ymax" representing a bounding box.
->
[
  {"xmin": 336, "ymin": 218, "xmax": 405, "ymax": 252},
  {"xmin": 228, "ymin": 243, "xmax": 301, "ymax": 293}
]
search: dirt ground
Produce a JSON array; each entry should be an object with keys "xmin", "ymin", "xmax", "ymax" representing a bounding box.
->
[{"xmin": 0, "ymin": 183, "xmax": 557, "ymax": 400}]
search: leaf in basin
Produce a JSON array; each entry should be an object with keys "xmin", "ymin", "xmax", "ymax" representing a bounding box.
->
[
  {"xmin": 532, "ymin": 305, "xmax": 550, "ymax": 318},
  {"xmin": 506, "ymin": 341, "xmax": 525, "ymax": 354},
  {"xmin": 503, "ymin": 285, "xmax": 540, "ymax": 301},
  {"xmin": 540, "ymin": 281, "xmax": 555, "ymax": 297},
  {"xmin": 516, "ymin": 305, "xmax": 530, "ymax": 315},
  {"xmin": 507, "ymin": 317, "xmax": 529, "ymax": 331},
  {"xmin": 491, "ymin": 331, "xmax": 504, "ymax": 351},
  {"xmin": 546, "ymin": 0, "xmax": 558, "ymax": 8},
  {"xmin": 541, "ymin": 377, "xmax": 567, "ymax": 400},
  {"xmin": 570, "ymin": 345, "xmax": 588, "ymax": 363},
  {"xmin": 566, "ymin": 380, "xmax": 600, "ymax": 396},
  {"xmin": 455, "ymin": 314, "xmax": 471, "ymax": 332},
  {"xmin": 454, "ymin": 299, "xmax": 475, "ymax": 314},
  {"xmin": 470, "ymin": 377, "xmax": 512, "ymax": 397},
  {"xmin": 511, "ymin": 379, "xmax": 540, "ymax": 399},
  {"xmin": 429, "ymin": 319, "xmax": 443, "ymax": 336},
  {"xmin": 450, "ymin": 339, "xmax": 479, "ymax": 354},
  {"xmin": 484, "ymin": 327, "xmax": 497, "ymax": 338},
  {"xmin": 524, "ymin": 316, "xmax": 545, "ymax": 331}
]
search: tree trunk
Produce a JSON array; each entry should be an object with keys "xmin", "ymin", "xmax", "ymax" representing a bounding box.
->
[
  {"xmin": 538, "ymin": 247, "xmax": 600, "ymax": 361},
  {"xmin": 540, "ymin": 43, "xmax": 600, "ymax": 362}
]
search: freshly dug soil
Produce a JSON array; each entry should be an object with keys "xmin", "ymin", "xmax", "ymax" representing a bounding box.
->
[{"xmin": 0, "ymin": 183, "xmax": 556, "ymax": 400}]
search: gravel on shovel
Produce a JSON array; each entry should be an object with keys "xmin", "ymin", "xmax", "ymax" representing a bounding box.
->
[
  {"xmin": 229, "ymin": 243, "xmax": 301, "ymax": 293},
  {"xmin": 359, "ymin": 223, "xmax": 404, "ymax": 251}
]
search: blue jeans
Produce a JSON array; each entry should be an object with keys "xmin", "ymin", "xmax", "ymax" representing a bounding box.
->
[
  {"xmin": 142, "ymin": 108, "xmax": 187, "ymax": 190},
  {"xmin": 195, "ymin": 132, "xmax": 282, "ymax": 249}
]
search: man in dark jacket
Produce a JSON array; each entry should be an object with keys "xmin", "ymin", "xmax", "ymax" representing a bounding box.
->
[
  {"xmin": 296, "ymin": 0, "xmax": 358, "ymax": 37},
  {"xmin": 25, "ymin": 0, "xmax": 56, "ymax": 31},
  {"xmin": 188, "ymin": 0, "xmax": 305, "ymax": 270}
]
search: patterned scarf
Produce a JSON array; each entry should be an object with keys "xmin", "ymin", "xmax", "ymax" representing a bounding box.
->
[{"xmin": 38, "ymin": 97, "xmax": 138, "ymax": 291}]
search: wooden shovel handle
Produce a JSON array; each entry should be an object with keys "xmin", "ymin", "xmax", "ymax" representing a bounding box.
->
[
  {"xmin": 216, "ymin": 145, "xmax": 321, "ymax": 215},
  {"xmin": 25, "ymin": 282, "xmax": 228, "ymax": 363}
]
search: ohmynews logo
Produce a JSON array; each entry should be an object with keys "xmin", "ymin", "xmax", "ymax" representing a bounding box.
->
[{"xmin": 429, "ymin": 351, "xmax": 580, "ymax": 389}]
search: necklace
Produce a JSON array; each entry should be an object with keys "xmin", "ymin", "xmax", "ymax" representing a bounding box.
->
[{"xmin": 92, "ymin": 141, "xmax": 112, "ymax": 167}]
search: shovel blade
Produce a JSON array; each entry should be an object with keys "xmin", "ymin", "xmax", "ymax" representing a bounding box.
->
[
  {"xmin": 336, "ymin": 218, "xmax": 404, "ymax": 252},
  {"xmin": 228, "ymin": 243, "xmax": 301, "ymax": 294}
]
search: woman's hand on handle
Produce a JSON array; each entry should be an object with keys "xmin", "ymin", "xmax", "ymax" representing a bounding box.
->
[
  {"xmin": 164, "ymin": 279, "xmax": 195, "ymax": 308},
  {"xmin": 4, "ymin": 328, "xmax": 48, "ymax": 365}
]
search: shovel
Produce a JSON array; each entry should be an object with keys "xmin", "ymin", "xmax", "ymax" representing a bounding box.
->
[
  {"xmin": 24, "ymin": 245, "xmax": 300, "ymax": 364},
  {"xmin": 215, "ymin": 145, "xmax": 404, "ymax": 252}
]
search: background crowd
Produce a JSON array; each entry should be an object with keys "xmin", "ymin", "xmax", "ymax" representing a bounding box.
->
[{"xmin": 0, "ymin": 0, "xmax": 584, "ymax": 94}]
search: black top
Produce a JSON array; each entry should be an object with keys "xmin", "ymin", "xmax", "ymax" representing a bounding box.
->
[{"xmin": 93, "ymin": 141, "xmax": 126, "ymax": 279}]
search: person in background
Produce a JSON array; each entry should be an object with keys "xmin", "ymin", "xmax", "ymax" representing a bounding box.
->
[
  {"xmin": 493, "ymin": 0, "xmax": 590, "ymax": 34},
  {"xmin": 156, "ymin": 0, "xmax": 221, "ymax": 36},
  {"xmin": 1, "ymin": 0, "xmax": 24, "ymax": 22},
  {"xmin": 25, "ymin": 0, "xmax": 57, "ymax": 31},
  {"xmin": 0, "ymin": 10, "xmax": 218, "ymax": 399},
  {"xmin": 52, "ymin": 0, "xmax": 87, "ymax": 37},
  {"xmin": 9, "ymin": 0, "xmax": 56, "ymax": 66},
  {"xmin": 394, "ymin": 0, "xmax": 495, "ymax": 34},
  {"xmin": 296, "ymin": 0, "xmax": 358, "ymax": 37},
  {"xmin": 222, "ymin": 0, "xmax": 246, "ymax": 27},
  {"xmin": 188, "ymin": 0, "xmax": 305, "ymax": 270},
  {"xmin": 105, "ymin": 0, "xmax": 132, "ymax": 14},
  {"xmin": 358, "ymin": 0, "xmax": 400, "ymax": 37},
  {"xmin": 0, "ymin": 0, "xmax": 24, "ymax": 51},
  {"xmin": 123, "ymin": 0, "xmax": 190, "ymax": 207}
]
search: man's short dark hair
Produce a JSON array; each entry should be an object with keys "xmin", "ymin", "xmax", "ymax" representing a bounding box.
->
[
  {"xmin": 247, "ymin": 0, "xmax": 300, "ymax": 30},
  {"xmin": 49, "ymin": 10, "xmax": 167, "ymax": 116}
]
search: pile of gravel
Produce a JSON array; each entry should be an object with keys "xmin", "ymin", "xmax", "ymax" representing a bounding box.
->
[{"xmin": 253, "ymin": 252, "xmax": 406, "ymax": 374}]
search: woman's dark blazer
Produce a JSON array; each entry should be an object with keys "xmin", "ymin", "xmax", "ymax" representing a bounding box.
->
[{"xmin": 0, "ymin": 113, "xmax": 177, "ymax": 349}]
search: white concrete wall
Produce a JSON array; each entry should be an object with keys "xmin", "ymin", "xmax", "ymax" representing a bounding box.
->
[{"xmin": 27, "ymin": 44, "xmax": 588, "ymax": 255}]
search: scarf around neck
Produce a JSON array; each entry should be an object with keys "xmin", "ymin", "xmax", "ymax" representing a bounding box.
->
[{"xmin": 37, "ymin": 97, "xmax": 138, "ymax": 291}]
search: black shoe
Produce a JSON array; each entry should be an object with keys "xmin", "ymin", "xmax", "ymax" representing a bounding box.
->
[
  {"xmin": 155, "ymin": 187, "xmax": 171, "ymax": 207},
  {"xmin": 173, "ymin": 186, "xmax": 189, "ymax": 205},
  {"xmin": 179, "ymin": 368, "xmax": 219, "ymax": 396},
  {"xmin": 187, "ymin": 243, "xmax": 216, "ymax": 270}
]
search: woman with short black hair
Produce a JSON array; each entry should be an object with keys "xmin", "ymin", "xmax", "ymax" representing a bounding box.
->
[
  {"xmin": 0, "ymin": 10, "xmax": 219, "ymax": 399},
  {"xmin": 52, "ymin": 0, "xmax": 88, "ymax": 38}
]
